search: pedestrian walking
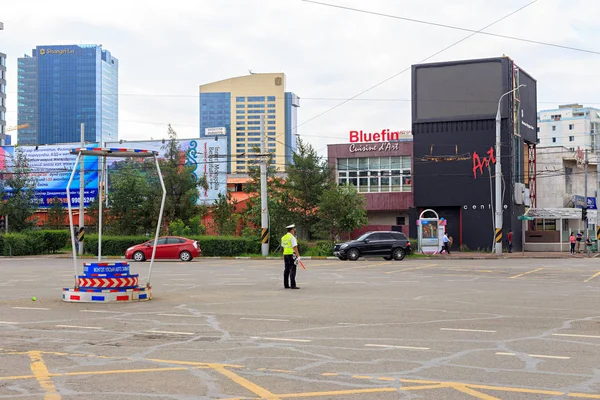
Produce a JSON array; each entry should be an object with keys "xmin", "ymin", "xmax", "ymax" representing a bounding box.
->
[
  {"xmin": 586, "ymin": 236, "xmax": 593, "ymax": 257},
  {"xmin": 442, "ymin": 232, "xmax": 451, "ymax": 255},
  {"xmin": 569, "ymin": 232, "xmax": 576, "ymax": 255},
  {"xmin": 507, "ymin": 230, "xmax": 513, "ymax": 253},
  {"xmin": 576, "ymin": 231, "xmax": 583, "ymax": 253},
  {"xmin": 281, "ymin": 224, "xmax": 301, "ymax": 289}
]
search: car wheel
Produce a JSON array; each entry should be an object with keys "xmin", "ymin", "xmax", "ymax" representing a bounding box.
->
[
  {"xmin": 347, "ymin": 248, "xmax": 360, "ymax": 261},
  {"xmin": 133, "ymin": 251, "xmax": 146, "ymax": 262},
  {"xmin": 180, "ymin": 250, "xmax": 192, "ymax": 262},
  {"xmin": 393, "ymin": 248, "xmax": 406, "ymax": 261},
  {"xmin": 338, "ymin": 256, "xmax": 348, "ymax": 261},
  {"xmin": 383, "ymin": 256, "xmax": 392, "ymax": 260}
]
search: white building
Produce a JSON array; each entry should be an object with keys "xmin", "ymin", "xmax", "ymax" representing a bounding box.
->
[{"xmin": 537, "ymin": 104, "xmax": 600, "ymax": 152}]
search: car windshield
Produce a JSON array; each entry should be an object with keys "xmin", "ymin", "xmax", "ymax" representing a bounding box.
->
[{"xmin": 356, "ymin": 233, "xmax": 372, "ymax": 241}]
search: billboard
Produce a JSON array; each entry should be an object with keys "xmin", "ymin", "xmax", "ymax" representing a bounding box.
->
[
  {"xmin": 105, "ymin": 138, "xmax": 228, "ymax": 205},
  {"xmin": 412, "ymin": 58, "xmax": 508, "ymax": 123},
  {"xmin": 0, "ymin": 144, "xmax": 99, "ymax": 208}
]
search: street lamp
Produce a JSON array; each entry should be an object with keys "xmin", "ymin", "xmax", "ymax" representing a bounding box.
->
[{"xmin": 495, "ymin": 84, "xmax": 526, "ymax": 256}]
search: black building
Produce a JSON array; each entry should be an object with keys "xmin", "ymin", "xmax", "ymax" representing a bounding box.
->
[{"xmin": 410, "ymin": 57, "xmax": 537, "ymax": 251}]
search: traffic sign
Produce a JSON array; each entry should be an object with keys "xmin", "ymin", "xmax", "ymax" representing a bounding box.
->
[{"xmin": 518, "ymin": 215, "xmax": 534, "ymax": 221}]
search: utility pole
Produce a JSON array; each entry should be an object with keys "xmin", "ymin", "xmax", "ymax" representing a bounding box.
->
[
  {"xmin": 584, "ymin": 148, "xmax": 589, "ymax": 231},
  {"xmin": 78, "ymin": 123, "xmax": 85, "ymax": 256},
  {"xmin": 260, "ymin": 115, "xmax": 269, "ymax": 256}
]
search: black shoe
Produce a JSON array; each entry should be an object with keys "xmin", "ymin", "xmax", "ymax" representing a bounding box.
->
[
  {"xmin": 290, "ymin": 287, "xmax": 300, "ymax": 289},
  {"xmin": 284, "ymin": 286, "xmax": 290, "ymax": 289}
]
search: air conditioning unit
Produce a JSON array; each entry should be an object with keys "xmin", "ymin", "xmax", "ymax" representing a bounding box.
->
[{"xmin": 514, "ymin": 183, "xmax": 525, "ymax": 205}]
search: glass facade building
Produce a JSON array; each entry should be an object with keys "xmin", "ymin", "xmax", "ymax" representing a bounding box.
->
[
  {"xmin": 17, "ymin": 45, "xmax": 118, "ymax": 145},
  {"xmin": 199, "ymin": 73, "xmax": 299, "ymax": 173}
]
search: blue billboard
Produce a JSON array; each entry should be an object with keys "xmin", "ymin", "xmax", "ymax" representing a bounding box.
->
[{"xmin": 0, "ymin": 144, "xmax": 99, "ymax": 208}]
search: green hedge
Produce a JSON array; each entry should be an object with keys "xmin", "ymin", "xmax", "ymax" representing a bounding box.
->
[
  {"xmin": 84, "ymin": 235, "xmax": 149, "ymax": 256},
  {"xmin": 0, "ymin": 230, "xmax": 70, "ymax": 256}
]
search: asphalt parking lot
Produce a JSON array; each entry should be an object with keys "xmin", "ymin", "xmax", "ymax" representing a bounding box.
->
[{"xmin": 1, "ymin": 256, "xmax": 600, "ymax": 399}]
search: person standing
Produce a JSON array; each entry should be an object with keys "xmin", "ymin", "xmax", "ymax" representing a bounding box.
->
[
  {"xmin": 576, "ymin": 231, "xmax": 583, "ymax": 253},
  {"xmin": 281, "ymin": 224, "xmax": 301, "ymax": 289},
  {"xmin": 442, "ymin": 232, "xmax": 451, "ymax": 255},
  {"xmin": 569, "ymin": 232, "xmax": 576, "ymax": 255},
  {"xmin": 586, "ymin": 236, "xmax": 593, "ymax": 257},
  {"xmin": 507, "ymin": 230, "xmax": 513, "ymax": 253}
]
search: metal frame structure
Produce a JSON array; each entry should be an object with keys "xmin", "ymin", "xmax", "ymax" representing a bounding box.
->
[{"xmin": 66, "ymin": 147, "xmax": 166, "ymax": 289}]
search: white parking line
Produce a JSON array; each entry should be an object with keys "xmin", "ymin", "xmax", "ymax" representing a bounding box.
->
[
  {"xmin": 12, "ymin": 307, "xmax": 50, "ymax": 311},
  {"xmin": 251, "ymin": 337, "xmax": 311, "ymax": 343},
  {"xmin": 55, "ymin": 325, "xmax": 103, "ymax": 330},
  {"xmin": 441, "ymin": 328, "xmax": 496, "ymax": 333},
  {"xmin": 0, "ymin": 321, "xmax": 19, "ymax": 325},
  {"xmin": 80, "ymin": 310, "xmax": 121, "ymax": 314},
  {"xmin": 365, "ymin": 344, "xmax": 430, "ymax": 350},
  {"xmin": 553, "ymin": 333, "xmax": 600, "ymax": 339},
  {"xmin": 241, "ymin": 318, "xmax": 290, "ymax": 322},
  {"xmin": 158, "ymin": 314, "xmax": 203, "ymax": 318},
  {"xmin": 496, "ymin": 352, "xmax": 570, "ymax": 360},
  {"xmin": 145, "ymin": 330, "xmax": 196, "ymax": 335}
]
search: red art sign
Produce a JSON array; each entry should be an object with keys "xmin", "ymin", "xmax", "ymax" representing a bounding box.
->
[{"xmin": 472, "ymin": 147, "xmax": 496, "ymax": 179}]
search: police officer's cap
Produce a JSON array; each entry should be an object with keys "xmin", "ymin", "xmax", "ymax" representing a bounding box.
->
[{"xmin": 286, "ymin": 224, "xmax": 295, "ymax": 229}]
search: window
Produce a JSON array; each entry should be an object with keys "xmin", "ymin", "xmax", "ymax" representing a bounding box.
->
[
  {"xmin": 267, "ymin": 115, "xmax": 276, "ymax": 119},
  {"xmin": 236, "ymin": 138, "xmax": 245, "ymax": 142},
  {"xmin": 337, "ymin": 156, "xmax": 411, "ymax": 193},
  {"xmin": 552, "ymin": 125, "xmax": 556, "ymax": 131},
  {"xmin": 396, "ymin": 216, "xmax": 406, "ymax": 225},
  {"xmin": 569, "ymin": 136, "xmax": 574, "ymax": 141},
  {"xmin": 248, "ymin": 121, "xmax": 261, "ymax": 125},
  {"xmin": 236, "ymin": 121, "xmax": 245, "ymax": 125},
  {"xmin": 248, "ymin": 115, "xmax": 261, "ymax": 119},
  {"xmin": 236, "ymin": 115, "xmax": 245, "ymax": 120},
  {"xmin": 552, "ymin": 137, "xmax": 556, "ymax": 143},
  {"xmin": 248, "ymin": 110, "xmax": 265, "ymax": 114},
  {"xmin": 267, "ymin": 109, "xmax": 276, "ymax": 114},
  {"xmin": 268, "ymin": 126, "xmax": 275, "ymax": 130},
  {"xmin": 236, "ymin": 110, "xmax": 244, "ymax": 114},
  {"xmin": 569, "ymin": 124, "xmax": 574, "ymax": 130},
  {"xmin": 247, "ymin": 96, "xmax": 265, "ymax": 102},
  {"xmin": 248, "ymin": 104, "xmax": 265, "ymax": 108},
  {"xmin": 236, "ymin": 104, "xmax": 245, "ymax": 108},
  {"xmin": 248, "ymin": 127, "xmax": 261, "ymax": 131},
  {"xmin": 236, "ymin": 144, "xmax": 246, "ymax": 148},
  {"xmin": 267, "ymin": 121, "xmax": 275, "ymax": 124},
  {"xmin": 267, "ymin": 96, "xmax": 276, "ymax": 101},
  {"xmin": 236, "ymin": 97, "xmax": 245, "ymax": 102},
  {"xmin": 267, "ymin": 104, "xmax": 276, "ymax": 108}
]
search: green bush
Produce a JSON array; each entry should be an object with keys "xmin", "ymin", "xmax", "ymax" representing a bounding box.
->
[
  {"xmin": 0, "ymin": 230, "xmax": 71, "ymax": 256},
  {"xmin": 195, "ymin": 236, "xmax": 261, "ymax": 257}
]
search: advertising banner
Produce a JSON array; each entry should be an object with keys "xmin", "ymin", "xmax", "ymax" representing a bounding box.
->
[
  {"xmin": 0, "ymin": 144, "xmax": 99, "ymax": 208},
  {"xmin": 105, "ymin": 138, "xmax": 227, "ymax": 205}
]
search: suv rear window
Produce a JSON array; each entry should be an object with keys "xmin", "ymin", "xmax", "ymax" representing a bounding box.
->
[{"xmin": 392, "ymin": 232, "xmax": 408, "ymax": 240}]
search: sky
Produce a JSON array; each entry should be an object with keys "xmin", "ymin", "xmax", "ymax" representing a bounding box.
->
[{"xmin": 1, "ymin": 0, "xmax": 600, "ymax": 156}]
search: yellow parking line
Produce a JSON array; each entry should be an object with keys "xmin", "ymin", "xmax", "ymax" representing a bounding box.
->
[
  {"xmin": 584, "ymin": 271, "xmax": 600, "ymax": 283},
  {"xmin": 509, "ymin": 268, "xmax": 544, "ymax": 279},
  {"xmin": 385, "ymin": 264, "xmax": 438, "ymax": 274},
  {"xmin": 28, "ymin": 351, "xmax": 61, "ymax": 400},
  {"xmin": 212, "ymin": 366, "xmax": 280, "ymax": 400},
  {"xmin": 279, "ymin": 388, "xmax": 399, "ymax": 398},
  {"xmin": 451, "ymin": 384, "xmax": 501, "ymax": 400}
]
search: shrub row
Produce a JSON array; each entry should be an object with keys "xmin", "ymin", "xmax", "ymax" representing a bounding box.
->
[{"xmin": 0, "ymin": 230, "xmax": 71, "ymax": 256}]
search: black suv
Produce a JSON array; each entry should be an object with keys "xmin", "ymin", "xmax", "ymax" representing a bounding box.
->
[{"xmin": 333, "ymin": 231, "xmax": 411, "ymax": 261}]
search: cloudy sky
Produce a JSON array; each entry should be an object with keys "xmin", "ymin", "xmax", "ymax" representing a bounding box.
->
[{"xmin": 2, "ymin": 0, "xmax": 599, "ymax": 155}]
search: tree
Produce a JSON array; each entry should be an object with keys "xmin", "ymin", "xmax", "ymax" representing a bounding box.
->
[
  {"xmin": 0, "ymin": 147, "xmax": 38, "ymax": 232},
  {"xmin": 106, "ymin": 159, "xmax": 155, "ymax": 235},
  {"xmin": 211, "ymin": 192, "xmax": 238, "ymax": 235},
  {"xmin": 160, "ymin": 125, "xmax": 208, "ymax": 227},
  {"xmin": 315, "ymin": 184, "xmax": 368, "ymax": 241},
  {"xmin": 46, "ymin": 197, "xmax": 67, "ymax": 230},
  {"xmin": 285, "ymin": 139, "xmax": 332, "ymax": 240}
]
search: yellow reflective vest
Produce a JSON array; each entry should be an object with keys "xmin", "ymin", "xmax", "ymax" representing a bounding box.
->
[{"xmin": 281, "ymin": 233, "xmax": 295, "ymax": 255}]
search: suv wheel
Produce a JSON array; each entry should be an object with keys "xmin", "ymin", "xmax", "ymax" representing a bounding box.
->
[
  {"xmin": 347, "ymin": 248, "xmax": 360, "ymax": 261},
  {"xmin": 392, "ymin": 248, "xmax": 406, "ymax": 261}
]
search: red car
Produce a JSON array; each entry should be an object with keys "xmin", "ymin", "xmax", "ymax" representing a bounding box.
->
[{"xmin": 125, "ymin": 236, "xmax": 201, "ymax": 262}]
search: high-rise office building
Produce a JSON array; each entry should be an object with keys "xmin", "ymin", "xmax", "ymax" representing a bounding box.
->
[
  {"xmin": 199, "ymin": 73, "xmax": 299, "ymax": 173},
  {"xmin": 17, "ymin": 45, "xmax": 118, "ymax": 145},
  {"xmin": 0, "ymin": 52, "xmax": 6, "ymax": 144}
]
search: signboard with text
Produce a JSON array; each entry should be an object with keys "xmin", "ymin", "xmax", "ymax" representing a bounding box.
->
[
  {"xmin": 0, "ymin": 144, "xmax": 99, "ymax": 208},
  {"xmin": 105, "ymin": 138, "xmax": 228, "ymax": 205}
]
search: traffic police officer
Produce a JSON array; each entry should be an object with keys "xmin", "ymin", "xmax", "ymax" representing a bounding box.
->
[{"xmin": 281, "ymin": 224, "xmax": 301, "ymax": 289}]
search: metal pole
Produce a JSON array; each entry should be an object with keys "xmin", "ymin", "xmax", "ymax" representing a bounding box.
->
[
  {"xmin": 78, "ymin": 123, "xmax": 85, "ymax": 256},
  {"xmin": 97, "ymin": 155, "xmax": 104, "ymax": 261},
  {"xmin": 495, "ymin": 85, "xmax": 526, "ymax": 256},
  {"xmin": 585, "ymin": 149, "xmax": 589, "ymax": 234},
  {"xmin": 67, "ymin": 153, "xmax": 81, "ymax": 288},
  {"xmin": 147, "ymin": 154, "xmax": 166, "ymax": 288},
  {"xmin": 522, "ymin": 219, "xmax": 525, "ymax": 256},
  {"xmin": 260, "ymin": 115, "xmax": 269, "ymax": 256}
]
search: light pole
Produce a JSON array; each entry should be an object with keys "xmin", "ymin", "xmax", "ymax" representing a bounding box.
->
[{"xmin": 495, "ymin": 84, "xmax": 526, "ymax": 256}]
